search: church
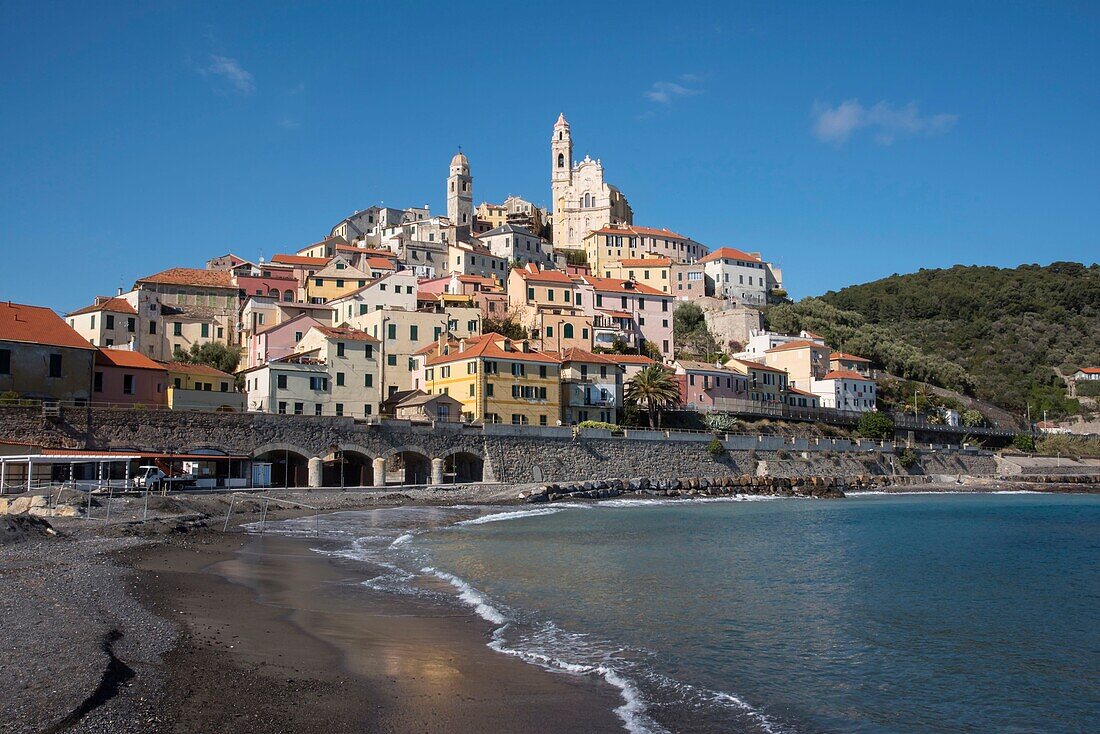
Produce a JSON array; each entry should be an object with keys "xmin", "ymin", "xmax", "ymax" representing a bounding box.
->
[{"xmin": 550, "ymin": 113, "xmax": 633, "ymax": 252}]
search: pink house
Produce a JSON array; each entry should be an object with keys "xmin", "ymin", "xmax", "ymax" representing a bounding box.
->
[
  {"xmin": 93, "ymin": 349, "xmax": 168, "ymax": 407},
  {"xmin": 673, "ymin": 360, "xmax": 747, "ymax": 409},
  {"xmin": 236, "ymin": 273, "xmax": 299, "ymax": 302},
  {"xmin": 246, "ymin": 313, "xmax": 322, "ymax": 370}
]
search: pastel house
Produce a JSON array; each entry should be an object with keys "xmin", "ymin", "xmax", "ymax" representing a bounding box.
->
[{"xmin": 93, "ymin": 349, "xmax": 168, "ymax": 407}]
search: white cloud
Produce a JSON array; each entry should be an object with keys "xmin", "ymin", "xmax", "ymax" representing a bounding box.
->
[
  {"xmin": 277, "ymin": 117, "xmax": 301, "ymax": 130},
  {"xmin": 644, "ymin": 75, "xmax": 703, "ymax": 104},
  {"xmin": 812, "ymin": 99, "xmax": 957, "ymax": 145},
  {"xmin": 202, "ymin": 55, "xmax": 255, "ymax": 95}
]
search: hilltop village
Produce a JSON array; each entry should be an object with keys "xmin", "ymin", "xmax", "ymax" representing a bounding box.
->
[{"xmin": 2, "ymin": 114, "xmax": 881, "ymax": 427}]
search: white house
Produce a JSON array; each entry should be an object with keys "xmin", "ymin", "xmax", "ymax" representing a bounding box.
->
[
  {"xmin": 699, "ymin": 247, "xmax": 781, "ymax": 306},
  {"xmin": 327, "ymin": 271, "xmax": 418, "ymax": 325},
  {"xmin": 477, "ymin": 224, "xmax": 560, "ymax": 269},
  {"xmin": 811, "ymin": 370, "xmax": 877, "ymax": 412}
]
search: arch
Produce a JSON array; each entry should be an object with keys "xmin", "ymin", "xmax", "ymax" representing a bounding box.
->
[
  {"xmin": 283, "ymin": 290, "xmax": 294, "ymax": 302},
  {"xmin": 268, "ymin": 288, "xmax": 279, "ymax": 298},
  {"xmin": 563, "ymin": 323, "xmax": 575, "ymax": 339},
  {"xmin": 252, "ymin": 443, "xmax": 311, "ymax": 488},
  {"xmin": 557, "ymin": 153, "xmax": 564, "ymax": 168},
  {"xmin": 379, "ymin": 446, "xmax": 432, "ymax": 486},
  {"xmin": 436, "ymin": 445, "xmax": 485, "ymax": 461},
  {"xmin": 444, "ymin": 451, "xmax": 484, "ymax": 484},
  {"xmin": 321, "ymin": 446, "xmax": 375, "ymax": 488}
]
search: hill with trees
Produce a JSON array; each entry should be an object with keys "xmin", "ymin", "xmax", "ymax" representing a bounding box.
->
[{"xmin": 765, "ymin": 262, "xmax": 1100, "ymax": 418}]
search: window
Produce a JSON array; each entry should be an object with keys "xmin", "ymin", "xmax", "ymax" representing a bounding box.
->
[
  {"xmin": 315, "ymin": 278, "xmax": 323, "ymax": 286},
  {"xmin": 105, "ymin": 314, "xmax": 115, "ymax": 330},
  {"xmin": 93, "ymin": 371, "xmax": 103, "ymax": 392},
  {"xmin": 387, "ymin": 354, "xmax": 397, "ymax": 366},
  {"xmin": 294, "ymin": 331, "xmax": 303, "ymax": 342},
  {"xmin": 486, "ymin": 383, "xmax": 494, "ymax": 396},
  {"xmin": 149, "ymin": 321, "xmax": 157, "ymax": 335},
  {"xmin": 387, "ymin": 324, "xmax": 396, "ymax": 340},
  {"xmin": 336, "ymin": 372, "xmax": 345, "ymax": 386},
  {"xmin": 48, "ymin": 353, "xmax": 62, "ymax": 378},
  {"xmin": 546, "ymin": 326, "xmax": 553, "ymax": 338},
  {"xmin": 410, "ymin": 325, "xmax": 418, "ymax": 341},
  {"xmin": 173, "ymin": 322, "xmax": 182, "ymax": 336},
  {"xmin": 294, "ymin": 402, "xmax": 304, "ymax": 415},
  {"xmin": 201, "ymin": 323, "xmax": 210, "ymax": 338},
  {"xmin": 469, "ymin": 383, "xmax": 475, "ymax": 397},
  {"xmin": 563, "ymin": 323, "xmax": 574, "ymax": 339},
  {"xmin": 277, "ymin": 374, "xmax": 287, "ymax": 389},
  {"xmin": 335, "ymin": 403, "xmax": 344, "ymax": 416},
  {"xmin": 278, "ymin": 401, "xmax": 287, "ymax": 414},
  {"xmin": 315, "ymin": 404, "xmax": 323, "ymax": 416},
  {"xmin": 539, "ymin": 415, "xmax": 548, "ymax": 426},
  {"xmin": 220, "ymin": 381, "xmax": 229, "ymax": 392},
  {"xmin": 337, "ymin": 342, "xmax": 345, "ymax": 357},
  {"xmin": 364, "ymin": 404, "xmax": 372, "ymax": 415},
  {"xmin": 309, "ymin": 376, "xmax": 328, "ymax": 391},
  {"xmin": 527, "ymin": 286, "xmax": 535, "ymax": 300},
  {"xmin": 364, "ymin": 374, "xmax": 373, "ymax": 387},
  {"xmin": 365, "ymin": 344, "xmax": 373, "ymax": 358},
  {"xmin": 123, "ymin": 374, "xmax": 134, "ymax": 395},
  {"xmin": 539, "ymin": 365, "xmax": 548, "ymax": 378},
  {"xmin": 127, "ymin": 317, "xmax": 135, "ymax": 332},
  {"xmin": 173, "ymin": 377, "xmax": 182, "ymax": 389},
  {"xmin": 557, "ymin": 153, "xmax": 564, "ymax": 168}
]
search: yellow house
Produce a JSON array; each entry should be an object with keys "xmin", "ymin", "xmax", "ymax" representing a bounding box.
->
[
  {"xmin": 763, "ymin": 340, "xmax": 831, "ymax": 391},
  {"xmin": 420, "ymin": 333, "xmax": 561, "ymax": 425},
  {"xmin": 305, "ymin": 257, "xmax": 372, "ymax": 303}
]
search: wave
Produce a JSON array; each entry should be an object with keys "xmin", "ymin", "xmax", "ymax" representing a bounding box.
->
[
  {"xmin": 422, "ymin": 566, "xmax": 507, "ymax": 625},
  {"xmin": 453, "ymin": 507, "xmax": 567, "ymax": 526}
]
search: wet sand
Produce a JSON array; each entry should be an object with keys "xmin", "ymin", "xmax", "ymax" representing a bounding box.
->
[{"xmin": 128, "ymin": 531, "xmax": 624, "ymax": 733}]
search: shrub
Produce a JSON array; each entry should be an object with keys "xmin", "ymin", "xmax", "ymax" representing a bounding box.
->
[
  {"xmin": 857, "ymin": 412, "xmax": 895, "ymax": 440},
  {"xmin": 707, "ymin": 438, "xmax": 726, "ymax": 457},
  {"xmin": 897, "ymin": 447, "xmax": 918, "ymax": 469},
  {"xmin": 961, "ymin": 409, "xmax": 985, "ymax": 427},
  {"xmin": 703, "ymin": 413, "xmax": 740, "ymax": 432},
  {"xmin": 1077, "ymin": 381, "xmax": 1100, "ymax": 397},
  {"xmin": 0, "ymin": 390, "xmax": 19, "ymax": 404},
  {"xmin": 1012, "ymin": 434, "xmax": 1036, "ymax": 452},
  {"xmin": 578, "ymin": 420, "xmax": 617, "ymax": 431}
]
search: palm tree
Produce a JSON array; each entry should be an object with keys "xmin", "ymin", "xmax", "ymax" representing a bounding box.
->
[{"xmin": 625, "ymin": 364, "xmax": 681, "ymax": 428}]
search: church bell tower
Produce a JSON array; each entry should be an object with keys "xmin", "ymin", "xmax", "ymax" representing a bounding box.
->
[{"xmin": 447, "ymin": 148, "xmax": 473, "ymax": 234}]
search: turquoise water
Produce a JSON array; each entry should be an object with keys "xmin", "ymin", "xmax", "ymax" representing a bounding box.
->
[{"xmin": 280, "ymin": 494, "xmax": 1100, "ymax": 733}]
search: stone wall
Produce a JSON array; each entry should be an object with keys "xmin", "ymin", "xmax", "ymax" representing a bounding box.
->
[{"xmin": 0, "ymin": 405, "xmax": 998, "ymax": 487}]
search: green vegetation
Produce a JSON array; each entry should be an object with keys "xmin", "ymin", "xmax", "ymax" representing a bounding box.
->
[
  {"xmin": 1076, "ymin": 381, "xmax": 1100, "ymax": 398},
  {"xmin": 673, "ymin": 303, "xmax": 721, "ymax": 361},
  {"xmin": 707, "ymin": 438, "xmax": 726, "ymax": 457},
  {"xmin": 703, "ymin": 413, "xmax": 741, "ymax": 432},
  {"xmin": 482, "ymin": 311, "xmax": 528, "ymax": 341},
  {"xmin": 766, "ymin": 262, "xmax": 1100, "ymax": 417},
  {"xmin": 1035, "ymin": 434, "xmax": 1100, "ymax": 459},
  {"xmin": 562, "ymin": 249, "xmax": 588, "ymax": 267},
  {"xmin": 624, "ymin": 364, "xmax": 681, "ymax": 428},
  {"xmin": 856, "ymin": 411, "xmax": 895, "ymax": 440},
  {"xmin": 1012, "ymin": 434, "xmax": 1037, "ymax": 452},
  {"xmin": 577, "ymin": 420, "xmax": 617, "ymax": 431},
  {"xmin": 896, "ymin": 447, "xmax": 917, "ymax": 469},
  {"xmin": 172, "ymin": 342, "xmax": 242, "ymax": 375}
]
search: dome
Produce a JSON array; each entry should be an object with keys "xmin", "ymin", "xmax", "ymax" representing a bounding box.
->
[{"xmin": 450, "ymin": 150, "xmax": 469, "ymax": 168}]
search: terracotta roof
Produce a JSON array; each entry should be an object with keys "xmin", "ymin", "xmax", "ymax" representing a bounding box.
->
[
  {"xmin": 67, "ymin": 296, "xmax": 137, "ymax": 317},
  {"xmin": 425, "ymin": 333, "xmax": 561, "ymax": 366},
  {"xmin": 1079, "ymin": 367, "xmax": 1100, "ymax": 375},
  {"xmin": 802, "ymin": 331, "xmax": 824, "ymax": 339},
  {"xmin": 765, "ymin": 340, "xmax": 828, "ymax": 354},
  {"xmin": 788, "ymin": 386, "xmax": 817, "ymax": 397},
  {"xmin": 820, "ymin": 370, "xmax": 873, "ymax": 382},
  {"xmin": 830, "ymin": 352, "xmax": 871, "ymax": 363},
  {"xmin": 254, "ymin": 313, "xmax": 320, "ymax": 336},
  {"xmin": 136, "ymin": 268, "xmax": 236, "ymax": 289},
  {"xmin": 511, "ymin": 265, "xmax": 574, "ymax": 285},
  {"xmin": 616, "ymin": 257, "xmax": 672, "ymax": 268},
  {"xmin": 271, "ymin": 254, "xmax": 331, "ymax": 267},
  {"xmin": 0, "ymin": 301, "xmax": 96, "ymax": 350},
  {"xmin": 546, "ymin": 347, "xmax": 619, "ymax": 365},
  {"xmin": 313, "ymin": 326, "xmax": 379, "ymax": 343},
  {"xmin": 580, "ymin": 275, "xmax": 666, "ymax": 297},
  {"xmin": 366, "ymin": 257, "xmax": 397, "ymax": 270},
  {"xmin": 608, "ymin": 354, "xmax": 657, "ymax": 366},
  {"xmin": 596, "ymin": 309, "xmax": 635, "ymax": 320},
  {"xmin": 727, "ymin": 358, "xmax": 787, "ymax": 374},
  {"xmin": 699, "ymin": 247, "xmax": 762, "ymax": 265},
  {"xmin": 95, "ymin": 348, "xmax": 165, "ymax": 371},
  {"xmin": 677, "ymin": 360, "xmax": 734, "ymax": 373},
  {"xmin": 589, "ymin": 225, "xmax": 690, "ymax": 240},
  {"xmin": 163, "ymin": 361, "xmax": 235, "ymax": 378}
]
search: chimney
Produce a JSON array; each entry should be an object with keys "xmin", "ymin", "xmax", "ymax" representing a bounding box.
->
[
  {"xmin": 459, "ymin": 339, "xmax": 466, "ymax": 353},
  {"xmin": 117, "ymin": 287, "xmax": 123, "ymax": 296}
]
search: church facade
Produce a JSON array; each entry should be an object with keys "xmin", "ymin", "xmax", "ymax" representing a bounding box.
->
[{"xmin": 550, "ymin": 113, "xmax": 633, "ymax": 252}]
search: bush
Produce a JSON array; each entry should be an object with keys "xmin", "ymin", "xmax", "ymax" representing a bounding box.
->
[
  {"xmin": 897, "ymin": 447, "xmax": 918, "ymax": 469},
  {"xmin": 0, "ymin": 390, "xmax": 19, "ymax": 404},
  {"xmin": 703, "ymin": 413, "xmax": 740, "ymax": 432},
  {"xmin": 857, "ymin": 412, "xmax": 895, "ymax": 440},
  {"xmin": 577, "ymin": 420, "xmax": 617, "ymax": 431},
  {"xmin": 961, "ymin": 409, "xmax": 985, "ymax": 427},
  {"xmin": 707, "ymin": 438, "xmax": 726, "ymax": 457},
  {"xmin": 1012, "ymin": 434, "xmax": 1036, "ymax": 452},
  {"xmin": 1035, "ymin": 434, "xmax": 1100, "ymax": 459},
  {"xmin": 1077, "ymin": 381, "xmax": 1100, "ymax": 397}
]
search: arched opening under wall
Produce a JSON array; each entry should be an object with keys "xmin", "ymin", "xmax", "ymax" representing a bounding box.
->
[
  {"xmin": 321, "ymin": 450, "xmax": 373, "ymax": 487},
  {"xmin": 444, "ymin": 452, "xmax": 484, "ymax": 483},
  {"xmin": 384, "ymin": 450, "xmax": 431, "ymax": 486},
  {"xmin": 254, "ymin": 447, "xmax": 309, "ymax": 488}
]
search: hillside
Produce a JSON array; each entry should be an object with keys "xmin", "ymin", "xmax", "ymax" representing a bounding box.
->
[{"xmin": 765, "ymin": 262, "xmax": 1100, "ymax": 417}]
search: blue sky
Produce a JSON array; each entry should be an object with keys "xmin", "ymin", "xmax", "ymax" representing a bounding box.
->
[{"xmin": 2, "ymin": 1, "xmax": 1097, "ymax": 313}]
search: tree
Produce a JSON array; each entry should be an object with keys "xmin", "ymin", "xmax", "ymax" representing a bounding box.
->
[
  {"xmin": 482, "ymin": 307, "xmax": 528, "ymax": 341},
  {"xmin": 856, "ymin": 411, "xmax": 895, "ymax": 440},
  {"xmin": 961, "ymin": 409, "xmax": 985, "ymax": 427},
  {"xmin": 624, "ymin": 364, "xmax": 681, "ymax": 428},
  {"xmin": 173, "ymin": 342, "xmax": 242, "ymax": 375},
  {"xmin": 673, "ymin": 302, "xmax": 721, "ymax": 360},
  {"xmin": 1012, "ymin": 434, "xmax": 1036, "ymax": 452}
]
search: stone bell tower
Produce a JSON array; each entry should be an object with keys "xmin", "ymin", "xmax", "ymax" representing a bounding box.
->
[{"xmin": 447, "ymin": 148, "xmax": 473, "ymax": 233}]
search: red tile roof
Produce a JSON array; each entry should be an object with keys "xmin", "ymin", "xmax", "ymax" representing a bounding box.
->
[
  {"xmin": 0, "ymin": 301, "xmax": 96, "ymax": 350},
  {"xmin": 137, "ymin": 268, "xmax": 237, "ymax": 288},
  {"xmin": 580, "ymin": 275, "xmax": 666, "ymax": 297},
  {"xmin": 830, "ymin": 352, "xmax": 871, "ymax": 363},
  {"xmin": 788, "ymin": 386, "xmax": 818, "ymax": 397},
  {"xmin": 765, "ymin": 340, "xmax": 828, "ymax": 353},
  {"xmin": 425, "ymin": 333, "xmax": 561, "ymax": 366},
  {"xmin": 313, "ymin": 326, "xmax": 379, "ymax": 343},
  {"xmin": 698, "ymin": 247, "xmax": 762, "ymax": 264},
  {"xmin": 67, "ymin": 296, "xmax": 137, "ymax": 317},
  {"xmin": 271, "ymin": 254, "xmax": 331, "ymax": 267},
  {"xmin": 366, "ymin": 257, "xmax": 397, "ymax": 270},
  {"xmin": 95, "ymin": 348, "xmax": 165, "ymax": 371},
  {"xmin": 1079, "ymin": 367, "xmax": 1100, "ymax": 375},
  {"xmin": 511, "ymin": 264, "xmax": 574, "ymax": 285},
  {"xmin": 589, "ymin": 225, "xmax": 690, "ymax": 240},
  {"xmin": 727, "ymin": 357, "xmax": 787, "ymax": 373},
  {"xmin": 820, "ymin": 370, "xmax": 873, "ymax": 382},
  {"xmin": 546, "ymin": 347, "xmax": 619, "ymax": 365},
  {"xmin": 608, "ymin": 354, "xmax": 657, "ymax": 366},
  {"xmin": 163, "ymin": 361, "xmax": 235, "ymax": 378}
]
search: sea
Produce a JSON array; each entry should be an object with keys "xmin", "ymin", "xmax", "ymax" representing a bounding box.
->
[{"xmin": 264, "ymin": 493, "xmax": 1100, "ymax": 733}]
